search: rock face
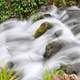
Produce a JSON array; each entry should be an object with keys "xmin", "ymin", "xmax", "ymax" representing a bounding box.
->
[
  {"xmin": 33, "ymin": 22, "xmax": 53, "ymax": 38},
  {"xmin": 63, "ymin": 63, "xmax": 80, "ymax": 75},
  {"xmin": 43, "ymin": 40, "xmax": 64, "ymax": 59}
]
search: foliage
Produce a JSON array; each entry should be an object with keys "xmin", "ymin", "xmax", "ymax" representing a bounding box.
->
[
  {"xmin": 0, "ymin": 0, "xmax": 79, "ymax": 22},
  {"xmin": 0, "ymin": 0, "xmax": 48, "ymax": 23},
  {"xmin": 43, "ymin": 67, "xmax": 65, "ymax": 80},
  {"xmin": 0, "ymin": 65, "xmax": 20, "ymax": 80},
  {"xmin": 54, "ymin": 0, "xmax": 77, "ymax": 8},
  {"xmin": 0, "ymin": 0, "xmax": 11, "ymax": 23},
  {"xmin": 32, "ymin": 13, "xmax": 51, "ymax": 23},
  {"xmin": 32, "ymin": 13, "xmax": 44, "ymax": 23}
]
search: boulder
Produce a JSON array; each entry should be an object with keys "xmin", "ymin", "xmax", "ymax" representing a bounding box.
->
[
  {"xmin": 43, "ymin": 40, "xmax": 64, "ymax": 59},
  {"xmin": 33, "ymin": 22, "xmax": 53, "ymax": 38}
]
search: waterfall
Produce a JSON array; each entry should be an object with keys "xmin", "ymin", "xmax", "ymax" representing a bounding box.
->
[{"xmin": 0, "ymin": 5, "xmax": 80, "ymax": 80}]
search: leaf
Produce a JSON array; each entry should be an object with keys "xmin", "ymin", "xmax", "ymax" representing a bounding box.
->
[{"xmin": 0, "ymin": 64, "xmax": 21, "ymax": 80}]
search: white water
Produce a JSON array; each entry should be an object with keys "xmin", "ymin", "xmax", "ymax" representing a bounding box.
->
[{"xmin": 0, "ymin": 6, "xmax": 80, "ymax": 80}]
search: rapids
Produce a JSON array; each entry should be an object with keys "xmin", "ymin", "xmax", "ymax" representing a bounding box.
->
[{"xmin": 0, "ymin": 6, "xmax": 80, "ymax": 80}]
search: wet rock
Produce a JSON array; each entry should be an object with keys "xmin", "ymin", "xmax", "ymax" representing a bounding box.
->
[
  {"xmin": 43, "ymin": 14, "xmax": 52, "ymax": 17},
  {"xmin": 7, "ymin": 62, "xmax": 15, "ymax": 69},
  {"xmin": 44, "ymin": 40, "xmax": 64, "ymax": 59},
  {"xmin": 72, "ymin": 26, "xmax": 80, "ymax": 35},
  {"xmin": 33, "ymin": 22, "xmax": 53, "ymax": 38},
  {"xmin": 62, "ymin": 63, "xmax": 80, "ymax": 75},
  {"xmin": 67, "ymin": 9, "xmax": 80, "ymax": 19},
  {"xmin": 54, "ymin": 30, "xmax": 63, "ymax": 38}
]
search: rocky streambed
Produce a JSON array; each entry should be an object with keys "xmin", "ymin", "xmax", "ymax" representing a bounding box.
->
[{"xmin": 0, "ymin": 5, "xmax": 80, "ymax": 80}]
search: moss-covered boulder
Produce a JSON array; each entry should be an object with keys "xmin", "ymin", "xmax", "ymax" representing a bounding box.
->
[{"xmin": 33, "ymin": 22, "xmax": 53, "ymax": 38}]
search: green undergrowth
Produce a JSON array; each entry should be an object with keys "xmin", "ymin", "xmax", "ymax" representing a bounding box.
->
[
  {"xmin": 0, "ymin": 0, "xmax": 48, "ymax": 23},
  {"xmin": 43, "ymin": 66, "xmax": 65, "ymax": 80},
  {"xmin": 0, "ymin": 0, "xmax": 79, "ymax": 23},
  {"xmin": 0, "ymin": 65, "xmax": 21, "ymax": 80}
]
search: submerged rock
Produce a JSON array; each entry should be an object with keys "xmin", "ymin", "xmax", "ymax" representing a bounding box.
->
[
  {"xmin": 7, "ymin": 62, "xmax": 15, "ymax": 69},
  {"xmin": 43, "ymin": 40, "xmax": 64, "ymax": 59},
  {"xmin": 54, "ymin": 30, "xmax": 63, "ymax": 38},
  {"xmin": 33, "ymin": 22, "xmax": 53, "ymax": 38},
  {"xmin": 62, "ymin": 63, "xmax": 80, "ymax": 75},
  {"xmin": 43, "ymin": 14, "xmax": 52, "ymax": 17}
]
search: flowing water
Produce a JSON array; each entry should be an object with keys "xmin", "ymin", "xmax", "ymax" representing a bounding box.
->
[{"xmin": 0, "ymin": 5, "xmax": 80, "ymax": 80}]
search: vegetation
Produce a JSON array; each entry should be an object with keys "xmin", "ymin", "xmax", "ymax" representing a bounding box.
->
[
  {"xmin": 0, "ymin": 0, "xmax": 79, "ymax": 23},
  {"xmin": 54, "ymin": 0, "xmax": 78, "ymax": 8},
  {"xmin": 43, "ymin": 68, "xmax": 80, "ymax": 80},
  {"xmin": 32, "ymin": 13, "xmax": 51, "ymax": 23},
  {"xmin": 0, "ymin": 65, "xmax": 21, "ymax": 80},
  {"xmin": 0, "ymin": 0, "xmax": 48, "ymax": 23},
  {"xmin": 43, "ymin": 67, "xmax": 65, "ymax": 80}
]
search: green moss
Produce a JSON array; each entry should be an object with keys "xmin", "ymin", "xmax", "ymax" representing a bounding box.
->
[{"xmin": 33, "ymin": 22, "xmax": 53, "ymax": 38}]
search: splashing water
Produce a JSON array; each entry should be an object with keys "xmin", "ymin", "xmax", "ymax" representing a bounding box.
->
[{"xmin": 0, "ymin": 6, "xmax": 80, "ymax": 80}]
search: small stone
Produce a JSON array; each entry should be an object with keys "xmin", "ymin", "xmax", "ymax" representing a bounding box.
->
[
  {"xmin": 43, "ymin": 14, "xmax": 52, "ymax": 17},
  {"xmin": 7, "ymin": 62, "xmax": 14, "ymax": 69},
  {"xmin": 54, "ymin": 30, "xmax": 63, "ymax": 38}
]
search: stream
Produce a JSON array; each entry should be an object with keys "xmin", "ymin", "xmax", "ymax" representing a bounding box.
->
[{"xmin": 0, "ymin": 5, "xmax": 80, "ymax": 80}]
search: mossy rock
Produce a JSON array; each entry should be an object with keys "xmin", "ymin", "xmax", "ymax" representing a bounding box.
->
[
  {"xmin": 43, "ymin": 40, "xmax": 64, "ymax": 59},
  {"xmin": 33, "ymin": 22, "xmax": 53, "ymax": 38},
  {"xmin": 32, "ymin": 14, "xmax": 51, "ymax": 23}
]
